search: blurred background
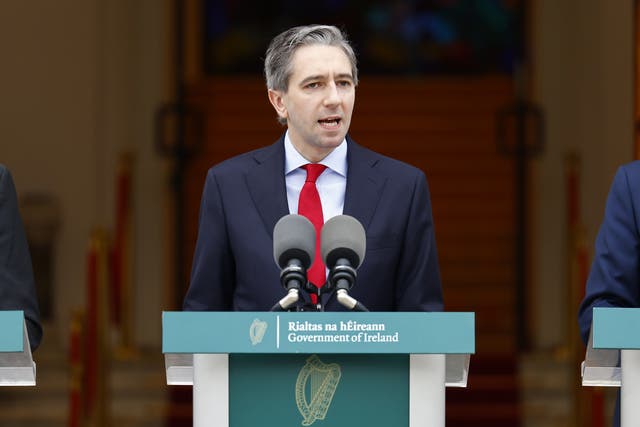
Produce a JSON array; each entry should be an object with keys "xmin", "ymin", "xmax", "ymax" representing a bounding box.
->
[{"xmin": 0, "ymin": 0, "xmax": 635, "ymax": 426}]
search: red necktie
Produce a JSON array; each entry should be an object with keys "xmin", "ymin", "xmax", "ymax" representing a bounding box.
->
[{"xmin": 298, "ymin": 164, "xmax": 327, "ymax": 304}]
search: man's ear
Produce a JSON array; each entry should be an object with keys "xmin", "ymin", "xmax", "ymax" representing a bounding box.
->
[{"xmin": 267, "ymin": 89, "xmax": 288, "ymax": 121}]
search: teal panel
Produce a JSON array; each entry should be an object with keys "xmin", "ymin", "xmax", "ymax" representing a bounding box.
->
[
  {"xmin": 0, "ymin": 311, "xmax": 24, "ymax": 352},
  {"xmin": 593, "ymin": 307, "xmax": 640, "ymax": 349},
  {"xmin": 163, "ymin": 311, "xmax": 474, "ymax": 355},
  {"xmin": 229, "ymin": 354, "xmax": 408, "ymax": 427}
]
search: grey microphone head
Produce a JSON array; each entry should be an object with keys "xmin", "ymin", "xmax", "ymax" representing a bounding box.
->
[
  {"xmin": 273, "ymin": 214, "xmax": 316, "ymax": 269},
  {"xmin": 321, "ymin": 215, "xmax": 366, "ymax": 269}
]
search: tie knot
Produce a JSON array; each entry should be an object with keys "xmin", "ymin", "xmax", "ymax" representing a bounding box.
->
[{"xmin": 303, "ymin": 164, "xmax": 327, "ymax": 183}]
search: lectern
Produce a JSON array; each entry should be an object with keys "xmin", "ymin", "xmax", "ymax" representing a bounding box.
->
[
  {"xmin": 581, "ymin": 307, "xmax": 640, "ymax": 425},
  {"xmin": 0, "ymin": 310, "xmax": 36, "ymax": 386},
  {"xmin": 163, "ymin": 311, "xmax": 474, "ymax": 427}
]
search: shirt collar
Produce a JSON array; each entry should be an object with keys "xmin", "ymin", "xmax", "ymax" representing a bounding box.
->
[{"xmin": 284, "ymin": 131, "xmax": 348, "ymax": 177}]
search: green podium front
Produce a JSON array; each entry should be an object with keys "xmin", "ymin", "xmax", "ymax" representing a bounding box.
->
[
  {"xmin": 163, "ymin": 311, "xmax": 474, "ymax": 427},
  {"xmin": 0, "ymin": 310, "xmax": 36, "ymax": 386}
]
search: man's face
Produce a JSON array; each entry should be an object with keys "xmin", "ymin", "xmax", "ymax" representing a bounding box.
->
[{"xmin": 268, "ymin": 44, "xmax": 355, "ymax": 162}]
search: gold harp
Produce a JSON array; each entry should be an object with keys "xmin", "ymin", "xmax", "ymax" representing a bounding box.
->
[{"xmin": 295, "ymin": 355, "xmax": 342, "ymax": 426}]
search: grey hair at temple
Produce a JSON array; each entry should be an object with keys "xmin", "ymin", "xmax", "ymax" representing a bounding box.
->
[{"xmin": 264, "ymin": 24, "xmax": 359, "ymax": 93}]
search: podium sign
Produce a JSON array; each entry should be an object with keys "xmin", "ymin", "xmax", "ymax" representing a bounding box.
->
[
  {"xmin": 0, "ymin": 310, "xmax": 36, "ymax": 386},
  {"xmin": 593, "ymin": 308, "xmax": 640, "ymax": 349},
  {"xmin": 163, "ymin": 311, "xmax": 474, "ymax": 354},
  {"xmin": 164, "ymin": 312, "xmax": 474, "ymax": 427}
]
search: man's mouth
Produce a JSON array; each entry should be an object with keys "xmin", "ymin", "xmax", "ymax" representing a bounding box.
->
[{"xmin": 318, "ymin": 117, "xmax": 341, "ymax": 127}]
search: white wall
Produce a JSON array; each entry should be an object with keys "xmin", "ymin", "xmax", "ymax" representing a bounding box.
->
[
  {"xmin": 532, "ymin": 0, "xmax": 634, "ymax": 349},
  {"xmin": 0, "ymin": 1, "xmax": 169, "ymax": 348}
]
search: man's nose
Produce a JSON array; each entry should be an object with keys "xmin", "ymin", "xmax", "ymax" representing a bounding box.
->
[{"xmin": 323, "ymin": 82, "xmax": 341, "ymax": 106}]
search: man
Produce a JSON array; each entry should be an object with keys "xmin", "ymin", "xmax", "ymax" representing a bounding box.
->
[
  {"xmin": 578, "ymin": 161, "xmax": 640, "ymax": 427},
  {"xmin": 183, "ymin": 25, "xmax": 443, "ymax": 312},
  {"xmin": 0, "ymin": 164, "xmax": 42, "ymax": 351}
]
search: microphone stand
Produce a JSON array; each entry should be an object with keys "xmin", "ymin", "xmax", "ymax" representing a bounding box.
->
[
  {"xmin": 335, "ymin": 289, "xmax": 369, "ymax": 312},
  {"xmin": 270, "ymin": 283, "xmax": 324, "ymax": 312},
  {"xmin": 326, "ymin": 259, "xmax": 369, "ymax": 312},
  {"xmin": 270, "ymin": 259, "xmax": 305, "ymax": 311},
  {"xmin": 270, "ymin": 288, "xmax": 300, "ymax": 312},
  {"xmin": 271, "ymin": 259, "xmax": 369, "ymax": 312}
]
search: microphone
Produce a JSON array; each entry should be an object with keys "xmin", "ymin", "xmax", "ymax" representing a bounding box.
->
[
  {"xmin": 271, "ymin": 214, "xmax": 316, "ymax": 311},
  {"xmin": 320, "ymin": 215, "xmax": 369, "ymax": 311}
]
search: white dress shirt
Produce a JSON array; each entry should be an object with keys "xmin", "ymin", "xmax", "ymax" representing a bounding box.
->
[{"xmin": 284, "ymin": 131, "xmax": 348, "ymax": 221}]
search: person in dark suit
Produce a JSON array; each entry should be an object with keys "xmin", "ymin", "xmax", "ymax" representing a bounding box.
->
[
  {"xmin": 183, "ymin": 25, "xmax": 443, "ymax": 312},
  {"xmin": 578, "ymin": 161, "xmax": 640, "ymax": 343},
  {"xmin": 578, "ymin": 161, "xmax": 640, "ymax": 427},
  {"xmin": 0, "ymin": 164, "xmax": 42, "ymax": 351}
]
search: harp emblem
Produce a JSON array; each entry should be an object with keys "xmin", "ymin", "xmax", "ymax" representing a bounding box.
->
[
  {"xmin": 295, "ymin": 355, "xmax": 341, "ymax": 426},
  {"xmin": 249, "ymin": 319, "xmax": 267, "ymax": 345}
]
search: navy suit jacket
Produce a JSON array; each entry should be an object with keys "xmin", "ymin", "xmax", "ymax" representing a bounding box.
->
[
  {"xmin": 578, "ymin": 162, "xmax": 640, "ymax": 427},
  {"xmin": 0, "ymin": 165, "xmax": 42, "ymax": 351},
  {"xmin": 578, "ymin": 162, "xmax": 640, "ymax": 341},
  {"xmin": 183, "ymin": 135, "xmax": 443, "ymax": 312}
]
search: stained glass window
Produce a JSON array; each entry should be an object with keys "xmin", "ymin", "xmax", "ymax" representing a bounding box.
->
[{"xmin": 203, "ymin": 0, "xmax": 521, "ymax": 76}]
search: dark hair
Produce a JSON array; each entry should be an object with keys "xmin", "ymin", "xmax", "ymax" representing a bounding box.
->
[{"xmin": 264, "ymin": 25, "xmax": 358, "ymax": 93}]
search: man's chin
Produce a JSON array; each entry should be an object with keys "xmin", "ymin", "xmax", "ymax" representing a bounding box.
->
[{"xmin": 318, "ymin": 133, "xmax": 347, "ymax": 148}]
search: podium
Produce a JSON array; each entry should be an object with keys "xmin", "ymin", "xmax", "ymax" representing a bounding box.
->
[
  {"xmin": 581, "ymin": 307, "xmax": 640, "ymax": 425},
  {"xmin": 0, "ymin": 310, "xmax": 36, "ymax": 386},
  {"xmin": 163, "ymin": 311, "xmax": 474, "ymax": 427}
]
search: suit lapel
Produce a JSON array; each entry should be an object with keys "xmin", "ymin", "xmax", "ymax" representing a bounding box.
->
[
  {"xmin": 245, "ymin": 135, "xmax": 386, "ymax": 235},
  {"xmin": 343, "ymin": 137, "xmax": 386, "ymax": 229},
  {"xmin": 246, "ymin": 137, "xmax": 290, "ymax": 236}
]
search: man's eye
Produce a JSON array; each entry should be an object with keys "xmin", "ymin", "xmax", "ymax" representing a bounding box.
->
[
  {"xmin": 306, "ymin": 82, "xmax": 319, "ymax": 89},
  {"xmin": 337, "ymin": 80, "xmax": 352, "ymax": 87}
]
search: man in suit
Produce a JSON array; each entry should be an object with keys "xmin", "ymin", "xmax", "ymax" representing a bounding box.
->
[
  {"xmin": 578, "ymin": 161, "xmax": 640, "ymax": 427},
  {"xmin": 0, "ymin": 164, "xmax": 42, "ymax": 351},
  {"xmin": 183, "ymin": 25, "xmax": 443, "ymax": 312}
]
